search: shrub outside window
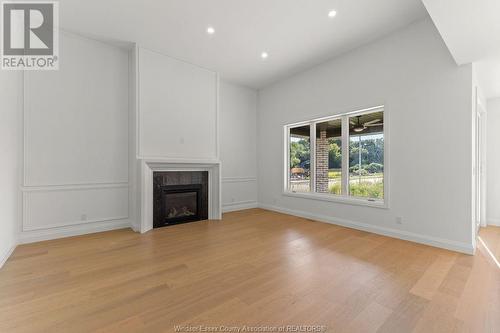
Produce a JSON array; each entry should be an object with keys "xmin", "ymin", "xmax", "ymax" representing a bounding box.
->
[{"xmin": 285, "ymin": 106, "xmax": 385, "ymax": 206}]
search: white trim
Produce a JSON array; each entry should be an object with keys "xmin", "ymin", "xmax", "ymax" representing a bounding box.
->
[
  {"xmin": 21, "ymin": 182, "xmax": 129, "ymax": 192},
  {"xmin": 284, "ymin": 126, "xmax": 290, "ymax": 192},
  {"xmin": 283, "ymin": 191, "xmax": 387, "ymax": 209},
  {"xmin": 137, "ymin": 45, "xmax": 218, "ymax": 74},
  {"xmin": 0, "ymin": 243, "xmax": 17, "ymax": 269},
  {"xmin": 341, "ymin": 116, "xmax": 349, "ymax": 195},
  {"xmin": 222, "ymin": 200, "xmax": 258, "ymax": 213},
  {"xmin": 139, "ymin": 159, "xmax": 222, "ymax": 233},
  {"xmin": 22, "ymin": 215, "xmax": 129, "ymax": 232},
  {"xmin": 22, "ymin": 184, "xmax": 130, "ymax": 232},
  {"xmin": 259, "ymin": 203, "xmax": 474, "ymax": 255},
  {"xmin": 488, "ymin": 218, "xmax": 500, "ymax": 226},
  {"xmin": 128, "ymin": 44, "xmax": 139, "ymax": 236},
  {"xmin": 22, "ymin": 34, "xmax": 131, "ymax": 188},
  {"xmin": 310, "ymin": 122, "xmax": 316, "ymax": 191},
  {"xmin": 137, "ymin": 157, "xmax": 221, "ymax": 164},
  {"xmin": 286, "ymin": 105, "xmax": 384, "ymax": 128},
  {"xmin": 135, "ymin": 44, "xmax": 141, "ymax": 159},
  {"xmin": 221, "ymin": 177, "xmax": 257, "ymax": 183},
  {"xmin": 215, "ymin": 74, "xmax": 220, "ymax": 160},
  {"xmin": 18, "ymin": 219, "xmax": 131, "ymax": 244},
  {"xmin": 284, "ymin": 105, "xmax": 388, "ymax": 207}
]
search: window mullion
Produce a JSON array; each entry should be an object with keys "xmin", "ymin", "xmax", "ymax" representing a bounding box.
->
[
  {"xmin": 341, "ymin": 116, "xmax": 349, "ymax": 196},
  {"xmin": 310, "ymin": 122, "xmax": 316, "ymax": 193},
  {"xmin": 285, "ymin": 126, "xmax": 290, "ymax": 192}
]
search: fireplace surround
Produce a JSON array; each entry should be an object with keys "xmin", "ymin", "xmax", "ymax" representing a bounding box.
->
[{"xmin": 138, "ymin": 160, "xmax": 221, "ymax": 233}]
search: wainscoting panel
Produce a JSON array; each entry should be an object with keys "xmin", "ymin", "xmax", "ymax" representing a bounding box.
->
[
  {"xmin": 221, "ymin": 177, "xmax": 257, "ymax": 212},
  {"xmin": 23, "ymin": 32, "xmax": 129, "ymax": 187},
  {"xmin": 138, "ymin": 47, "xmax": 218, "ymax": 160},
  {"xmin": 19, "ymin": 32, "xmax": 131, "ymax": 242},
  {"xmin": 23, "ymin": 185, "xmax": 129, "ymax": 231}
]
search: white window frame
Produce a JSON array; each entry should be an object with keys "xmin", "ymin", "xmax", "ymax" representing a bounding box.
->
[{"xmin": 284, "ymin": 105, "xmax": 388, "ymax": 209}]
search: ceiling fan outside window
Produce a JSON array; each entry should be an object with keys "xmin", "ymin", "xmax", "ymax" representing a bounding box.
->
[{"xmin": 350, "ymin": 115, "xmax": 383, "ymax": 133}]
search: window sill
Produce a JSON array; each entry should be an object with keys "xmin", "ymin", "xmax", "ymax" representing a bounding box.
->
[{"xmin": 282, "ymin": 191, "xmax": 388, "ymax": 209}]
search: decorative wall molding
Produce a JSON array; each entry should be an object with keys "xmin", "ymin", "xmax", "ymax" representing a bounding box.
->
[
  {"xmin": 22, "ymin": 182, "xmax": 129, "ymax": 192},
  {"xmin": 222, "ymin": 200, "xmax": 258, "ymax": 213},
  {"xmin": 137, "ymin": 157, "xmax": 221, "ymax": 164},
  {"xmin": 136, "ymin": 47, "xmax": 219, "ymax": 160},
  {"xmin": 22, "ymin": 185, "xmax": 129, "ymax": 232},
  {"xmin": 22, "ymin": 34, "xmax": 130, "ymax": 188},
  {"xmin": 18, "ymin": 219, "xmax": 132, "ymax": 244},
  {"xmin": 221, "ymin": 177, "xmax": 257, "ymax": 183},
  {"xmin": 19, "ymin": 32, "xmax": 132, "ymax": 243},
  {"xmin": 22, "ymin": 212, "xmax": 129, "ymax": 232},
  {"xmin": 259, "ymin": 203, "xmax": 475, "ymax": 255}
]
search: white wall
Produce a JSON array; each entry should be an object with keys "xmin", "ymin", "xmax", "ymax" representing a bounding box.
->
[
  {"xmin": 219, "ymin": 81, "xmax": 258, "ymax": 212},
  {"xmin": 487, "ymin": 98, "xmax": 500, "ymax": 226},
  {"xmin": 20, "ymin": 32, "xmax": 131, "ymax": 243},
  {"xmin": 257, "ymin": 19, "xmax": 475, "ymax": 253},
  {"xmin": 137, "ymin": 48, "xmax": 218, "ymax": 160},
  {"xmin": 0, "ymin": 71, "xmax": 21, "ymax": 267}
]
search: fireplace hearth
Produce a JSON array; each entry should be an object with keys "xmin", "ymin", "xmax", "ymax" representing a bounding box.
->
[{"xmin": 153, "ymin": 171, "xmax": 208, "ymax": 228}]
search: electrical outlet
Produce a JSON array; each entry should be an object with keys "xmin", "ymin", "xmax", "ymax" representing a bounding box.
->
[
  {"xmin": 81, "ymin": 214, "xmax": 87, "ymax": 221},
  {"xmin": 396, "ymin": 217, "xmax": 403, "ymax": 225}
]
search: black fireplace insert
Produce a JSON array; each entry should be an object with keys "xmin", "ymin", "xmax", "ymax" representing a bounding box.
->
[{"xmin": 153, "ymin": 171, "xmax": 209, "ymax": 228}]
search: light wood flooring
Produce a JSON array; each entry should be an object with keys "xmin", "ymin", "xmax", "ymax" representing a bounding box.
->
[{"xmin": 0, "ymin": 209, "xmax": 499, "ymax": 332}]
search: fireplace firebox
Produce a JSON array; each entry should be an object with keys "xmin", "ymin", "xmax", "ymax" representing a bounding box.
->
[{"xmin": 153, "ymin": 171, "xmax": 208, "ymax": 228}]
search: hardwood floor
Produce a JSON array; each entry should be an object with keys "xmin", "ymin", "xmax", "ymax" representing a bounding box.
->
[{"xmin": 0, "ymin": 209, "xmax": 499, "ymax": 332}]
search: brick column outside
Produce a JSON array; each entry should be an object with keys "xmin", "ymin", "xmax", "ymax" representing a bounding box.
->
[{"xmin": 316, "ymin": 130, "xmax": 329, "ymax": 193}]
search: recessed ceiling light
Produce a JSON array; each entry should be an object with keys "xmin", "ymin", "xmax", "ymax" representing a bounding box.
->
[
  {"xmin": 261, "ymin": 52, "xmax": 269, "ymax": 59},
  {"xmin": 328, "ymin": 10, "xmax": 337, "ymax": 18},
  {"xmin": 206, "ymin": 26, "xmax": 215, "ymax": 35}
]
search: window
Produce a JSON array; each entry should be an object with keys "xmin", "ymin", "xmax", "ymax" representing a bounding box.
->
[
  {"xmin": 288, "ymin": 125, "xmax": 311, "ymax": 193},
  {"xmin": 348, "ymin": 113, "xmax": 384, "ymax": 200},
  {"xmin": 285, "ymin": 106, "xmax": 385, "ymax": 206}
]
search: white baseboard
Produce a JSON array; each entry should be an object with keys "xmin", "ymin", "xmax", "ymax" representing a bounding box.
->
[
  {"xmin": 222, "ymin": 200, "xmax": 258, "ymax": 213},
  {"xmin": 130, "ymin": 222, "xmax": 141, "ymax": 232},
  {"xmin": 18, "ymin": 219, "xmax": 132, "ymax": 244},
  {"xmin": 487, "ymin": 218, "xmax": 500, "ymax": 226},
  {"xmin": 0, "ymin": 242, "xmax": 17, "ymax": 269},
  {"xmin": 258, "ymin": 203, "xmax": 474, "ymax": 255}
]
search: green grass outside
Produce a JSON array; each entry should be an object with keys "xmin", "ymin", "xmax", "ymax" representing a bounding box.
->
[{"xmin": 328, "ymin": 180, "xmax": 384, "ymax": 199}]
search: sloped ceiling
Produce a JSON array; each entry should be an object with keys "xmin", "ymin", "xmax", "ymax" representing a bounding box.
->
[{"xmin": 58, "ymin": 0, "xmax": 427, "ymax": 89}]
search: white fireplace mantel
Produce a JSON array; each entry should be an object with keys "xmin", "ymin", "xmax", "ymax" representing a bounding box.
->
[{"xmin": 138, "ymin": 158, "xmax": 222, "ymax": 233}]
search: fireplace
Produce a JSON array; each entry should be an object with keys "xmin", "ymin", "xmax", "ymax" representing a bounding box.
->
[{"xmin": 153, "ymin": 171, "xmax": 208, "ymax": 228}]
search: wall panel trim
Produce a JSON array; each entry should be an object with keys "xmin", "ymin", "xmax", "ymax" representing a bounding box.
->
[{"xmin": 221, "ymin": 177, "xmax": 257, "ymax": 183}]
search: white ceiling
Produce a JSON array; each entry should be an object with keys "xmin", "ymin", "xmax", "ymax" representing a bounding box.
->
[
  {"xmin": 422, "ymin": 0, "xmax": 500, "ymax": 65},
  {"xmin": 422, "ymin": 0, "xmax": 500, "ymax": 99},
  {"xmin": 59, "ymin": 0, "xmax": 427, "ymax": 89}
]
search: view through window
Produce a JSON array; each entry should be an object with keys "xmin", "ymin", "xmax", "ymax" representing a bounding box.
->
[
  {"xmin": 348, "ymin": 112, "xmax": 384, "ymax": 199},
  {"xmin": 289, "ymin": 125, "xmax": 311, "ymax": 193},
  {"xmin": 287, "ymin": 107, "xmax": 384, "ymax": 203},
  {"xmin": 316, "ymin": 119, "xmax": 342, "ymax": 195}
]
